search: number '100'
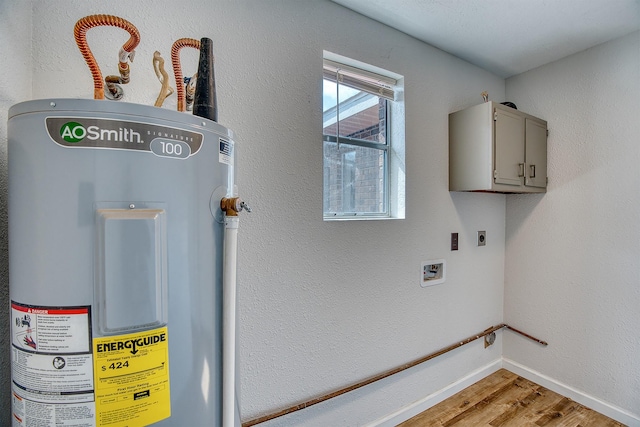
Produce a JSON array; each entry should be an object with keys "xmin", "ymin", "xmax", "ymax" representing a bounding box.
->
[
  {"xmin": 150, "ymin": 139, "xmax": 190, "ymax": 158},
  {"xmin": 161, "ymin": 141, "xmax": 182, "ymax": 155}
]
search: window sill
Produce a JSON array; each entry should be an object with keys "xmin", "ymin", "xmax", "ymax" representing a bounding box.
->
[{"xmin": 323, "ymin": 215, "xmax": 403, "ymax": 222}]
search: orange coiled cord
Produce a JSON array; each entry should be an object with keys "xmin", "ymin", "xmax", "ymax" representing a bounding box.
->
[
  {"xmin": 74, "ymin": 14, "xmax": 141, "ymax": 100},
  {"xmin": 171, "ymin": 38, "xmax": 200, "ymax": 111}
]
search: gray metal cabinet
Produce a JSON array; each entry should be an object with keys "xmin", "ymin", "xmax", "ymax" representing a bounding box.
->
[{"xmin": 449, "ymin": 101, "xmax": 547, "ymax": 193}]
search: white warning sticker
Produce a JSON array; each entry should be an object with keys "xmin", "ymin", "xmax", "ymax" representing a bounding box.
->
[
  {"xmin": 11, "ymin": 303, "xmax": 91, "ymax": 354},
  {"xmin": 11, "ymin": 302, "xmax": 95, "ymax": 426}
]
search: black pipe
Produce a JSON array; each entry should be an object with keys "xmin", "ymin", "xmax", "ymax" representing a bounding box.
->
[{"xmin": 193, "ymin": 37, "xmax": 217, "ymax": 122}]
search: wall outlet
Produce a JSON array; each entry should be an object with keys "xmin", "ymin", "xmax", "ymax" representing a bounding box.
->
[
  {"xmin": 478, "ymin": 230, "xmax": 486, "ymax": 246},
  {"xmin": 421, "ymin": 259, "xmax": 446, "ymax": 287},
  {"xmin": 451, "ymin": 233, "xmax": 459, "ymax": 251}
]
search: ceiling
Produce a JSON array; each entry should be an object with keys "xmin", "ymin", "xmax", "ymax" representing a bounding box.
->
[{"xmin": 331, "ymin": 0, "xmax": 640, "ymax": 77}]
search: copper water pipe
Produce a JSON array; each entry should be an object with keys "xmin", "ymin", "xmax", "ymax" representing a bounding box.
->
[
  {"xmin": 504, "ymin": 324, "xmax": 548, "ymax": 346},
  {"xmin": 74, "ymin": 14, "xmax": 140, "ymax": 100},
  {"xmin": 242, "ymin": 323, "xmax": 547, "ymax": 426},
  {"xmin": 171, "ymin": 38, "xmax": 201, "ymax": 111}
]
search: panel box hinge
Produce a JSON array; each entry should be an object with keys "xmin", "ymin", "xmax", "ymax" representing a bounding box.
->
[
  {"xmin": 494, "ymin": 111, "xmax": 498, "ymax": 121},
  {"xmin": 546, "ymin": 129, "xmax": 549, "ymax": 137},
  {"xmin": 494, "ymin": 169, "xmax": 498, "ymax": 179}
]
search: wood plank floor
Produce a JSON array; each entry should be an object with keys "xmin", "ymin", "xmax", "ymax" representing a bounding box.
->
[{"xmin": 397, "ymin": 369, "xmax": 625, "ymax": 427}]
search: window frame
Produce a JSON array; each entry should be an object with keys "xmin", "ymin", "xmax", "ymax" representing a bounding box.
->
[{"xmin": 322, "ymin": 54, "xmax": 402, "ymax": 220}]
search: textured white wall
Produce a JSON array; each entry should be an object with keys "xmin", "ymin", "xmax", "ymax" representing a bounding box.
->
[
  {"xmin": 0, "ymin": 1, "xmax": 507, "ymax": 425},
  {"xmin": 0, "ymin": 1, "xmax": 32, "ymax": 423},
  {"xmin": 504, "ymin": 31, "xmax": 640, "ymax": 417}
]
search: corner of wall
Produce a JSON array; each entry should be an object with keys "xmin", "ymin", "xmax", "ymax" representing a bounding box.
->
[{"xmin": 1, "ymin": 1, "xmax": 34, "ymax": 423}]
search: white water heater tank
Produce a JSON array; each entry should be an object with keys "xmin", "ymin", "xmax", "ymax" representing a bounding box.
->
[{"xmin": 8, "ymin": 99, "xmax": 239, "ymax": 426}]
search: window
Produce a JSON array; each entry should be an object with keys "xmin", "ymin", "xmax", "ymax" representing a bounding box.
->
[{"xmin": 322, "ymin": 53, "xmax": 405, "ymax": 220}]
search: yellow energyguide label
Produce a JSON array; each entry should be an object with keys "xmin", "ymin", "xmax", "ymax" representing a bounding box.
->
[{"xmin": 93, "ymin": 327, "xmax": 170, "ymax": 426}]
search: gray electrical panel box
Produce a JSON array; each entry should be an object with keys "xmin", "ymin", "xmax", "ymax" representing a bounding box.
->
[{"xmin": 449, "ymin": 101, "xmax": 547, "ymax": 193}]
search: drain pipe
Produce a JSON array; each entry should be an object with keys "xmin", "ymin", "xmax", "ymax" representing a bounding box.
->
[{"xmin": 221, "ymin": 197, "xmax": 251, "ymax": 427}]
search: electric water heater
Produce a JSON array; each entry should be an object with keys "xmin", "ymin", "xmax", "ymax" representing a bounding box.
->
[{"xmin": 8, "ymin": 98, "xmax": 239, "ymax": 426}]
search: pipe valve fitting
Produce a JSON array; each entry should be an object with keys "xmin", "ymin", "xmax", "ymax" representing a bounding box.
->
[
  {"xmin": 119, "ymin": 47, "xmax": 136, "ymax": 63},
  {"xmin": 220, "ymin": 197, "xmax": 251, "ymax": 216}
]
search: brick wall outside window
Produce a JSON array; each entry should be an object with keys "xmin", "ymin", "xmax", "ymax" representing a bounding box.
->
[{"xmin": 323, "ymin": 99, "xmax": 386, "ymax": 214}]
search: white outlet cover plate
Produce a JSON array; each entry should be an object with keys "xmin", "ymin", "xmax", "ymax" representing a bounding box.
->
[{"xmin": 420, "ymin": 259, "xmax": 446, "ymax": 287}]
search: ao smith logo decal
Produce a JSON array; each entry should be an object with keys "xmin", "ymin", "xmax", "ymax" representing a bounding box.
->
[
  {"xmin": 60, "ymin": 121, "xmax": 143, "ymax": 144},
  {"xmin": 96, "ymin": 332, "xmax": 166, "ymax": 354},
  {"xmin": 46, "ymin": 116, "xmax": 204, "ymax": 158}
]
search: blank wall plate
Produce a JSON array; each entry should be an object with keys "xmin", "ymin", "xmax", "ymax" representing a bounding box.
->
[{"xmin": 421, "ymin": 259, "xmax": 446, "ymax": 287}]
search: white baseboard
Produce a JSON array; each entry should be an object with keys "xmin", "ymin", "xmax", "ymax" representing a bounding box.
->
[
  {"xmin": 502, "ymin": 358, "xmax": 640, "ymax": 427},
  {"xmin": 367, "ymin": 358, "xmax": 639, "ymax": 427},
  {"xmin": 365, "ymin": 359, "xmax": 502, "ymax": 427}
]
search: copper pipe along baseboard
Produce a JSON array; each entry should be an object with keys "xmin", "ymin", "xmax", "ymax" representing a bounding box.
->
[
  {"xmin": 242, "ymin": 323, "xmax": 546, "ymax": 427},
  {"xmin": 504, "ymin": 324, "xmax": 548, "ymax": 346}
]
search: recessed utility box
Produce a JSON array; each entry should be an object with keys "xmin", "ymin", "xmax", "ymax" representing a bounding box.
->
[{"xmin": 421, "ymin": 259, "xmax": 446, "ymax": 287}]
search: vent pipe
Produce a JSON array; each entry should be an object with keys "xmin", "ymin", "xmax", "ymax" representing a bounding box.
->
[{"xmin": 193, "ymin": 37, "xmax": 218, "ymax": 121}]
